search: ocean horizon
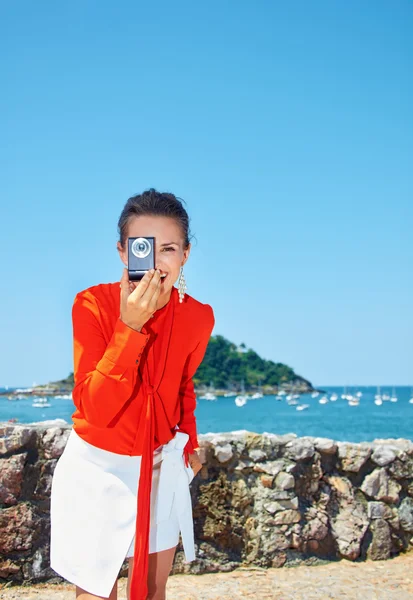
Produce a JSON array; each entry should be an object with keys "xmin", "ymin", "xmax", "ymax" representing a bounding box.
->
[{"xmin": 1, "ymin": 385, "xmax": 412, "ymax": 444}]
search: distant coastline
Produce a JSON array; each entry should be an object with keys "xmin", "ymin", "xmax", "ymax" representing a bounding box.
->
[{"xmin": 0, "ymin": 381, "xmax": 322, "ymax": 399}]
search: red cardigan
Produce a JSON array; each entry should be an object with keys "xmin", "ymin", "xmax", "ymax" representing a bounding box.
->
[{"xmin": 71, "ymin": 282, "xmax": 214, "ymax": 599}]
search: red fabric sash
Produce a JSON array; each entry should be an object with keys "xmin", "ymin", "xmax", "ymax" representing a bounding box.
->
[{"xmin": 129, "ymin": 287, "xmax": 177, "ymax": 599}]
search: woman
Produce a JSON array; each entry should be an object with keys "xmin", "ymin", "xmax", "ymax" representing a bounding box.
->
[{"xmin": 50, "ymin": 188, "xmax": 215, "ymax": 600}]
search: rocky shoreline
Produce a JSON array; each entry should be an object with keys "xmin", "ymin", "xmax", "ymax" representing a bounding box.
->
[{"xmin": 1, "ymin": 422, "xmax": 412, "ymax": 588}]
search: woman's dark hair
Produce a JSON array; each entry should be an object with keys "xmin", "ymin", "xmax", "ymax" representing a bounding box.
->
[{"xmin": 117, "ymin": 188, "xmax": 194, "ymax": 250}]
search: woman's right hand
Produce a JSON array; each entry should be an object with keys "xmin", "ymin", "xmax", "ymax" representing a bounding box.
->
[{"xmin": 119, "ymin": 267, "xmax": 162, "ymax": 332}]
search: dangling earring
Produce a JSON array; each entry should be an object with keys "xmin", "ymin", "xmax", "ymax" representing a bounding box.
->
[{"xmin": 177, "ymin": 266, "xmax": 187, "ymax": 303}]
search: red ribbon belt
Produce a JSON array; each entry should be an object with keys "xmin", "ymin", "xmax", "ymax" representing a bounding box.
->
[{"xmin": 129, "ymin": 288, "xmax": 190, "ymax": 599}]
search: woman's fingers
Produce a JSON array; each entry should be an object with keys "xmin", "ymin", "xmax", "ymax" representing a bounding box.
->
[
  {"xmin": 188, "ymin": 452, "xmax": 202, "ymax": 475},
  {"xmin": 129, "ymin": 269, "xmax": 155, "ymax": 301},
  {"xmin": 140, "ymin": 269, "xmax": 162, "ymax": 307},
  {"xmin": 119, "ymin": 268, "xmax": 162, "ymax": 330}
]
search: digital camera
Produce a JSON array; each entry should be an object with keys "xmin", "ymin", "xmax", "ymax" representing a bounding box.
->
[{"xmin": 128, "ymin": 236, "xmax": 156, "ymax": 281}]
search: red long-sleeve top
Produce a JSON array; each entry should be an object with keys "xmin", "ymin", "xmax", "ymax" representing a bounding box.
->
[{"xmin": 70, "ymin": 282, "xmax": 214, "ymax": 599}]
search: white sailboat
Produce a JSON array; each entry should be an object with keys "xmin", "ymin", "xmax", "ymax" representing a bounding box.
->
[
  {"xmin": 345, "ymin": 387, "xmax": 359, "ymax": 406},
  {"xmin": 374, "ymin": 385, "xmax": 383, "ymax": 406},
  {"xmin": 234, "ymin": 379, "xmax": 249, "ymax": 407},
  {"xmin": 409, "ymin": 387, "xmax": 413, "ymax": 404},
  {"xmin": 329, "ymin": 392, "xmax": 338, "ymax": 401},
  {"xmin": 382, "ymin": 389, "xmax": 390, "ymax": 401},
  {"xmin": 32, "ymin": 397, "xmax": 51, "ymax": 408},
  {"xmin": 250, "ymin": 378, "xmax": 264, "ymax": 399},
  {"xmin": 223, "ymin": 383, "xmax": 236, "ymax": 397},
  {"xmin": 319, "ymin": 395, "xmax": 329, "ymax": 404},
  {"xmin": 286, "ymin": 382, "xmax": 295, "ymax": 401},
  {"xmin": 198, "ymin": 392, "xmax": 217, "ymax": 401},
  {"xmin": 235, "ymin": 396, "xmax": 248, "ymax": 407},
  {"xmin": 198, "ymin": 380, "xmax": 217, "ymax": 401},
  {"xmin": 390, "ymin": 386, "xmax": 398, "ymax": 403},
  {"xmin": 296, "ymin": 403, "xmax": 309, "ymax": 411},
  {"xmin": 287, "ymin": 396, "xmax": 299, "ymax": 405}
]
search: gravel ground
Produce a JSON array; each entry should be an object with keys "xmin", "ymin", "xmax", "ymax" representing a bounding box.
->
[{"xmin": 1, "ymin": 552, "xmax": 413, "ymax": 600}]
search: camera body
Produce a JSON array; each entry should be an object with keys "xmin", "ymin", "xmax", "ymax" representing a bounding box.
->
[{"xmin": 128, "ymin": 237, "xmax": 156, "ymax": 281}]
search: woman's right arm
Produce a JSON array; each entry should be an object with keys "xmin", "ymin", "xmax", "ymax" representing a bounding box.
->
[
  {"xmin": 71, "ymin": 268, "xmax": 162, "ymax": 428},
  {"xmin": 71, "ymin": 290, "xmax": 150, "ymax": 428}
]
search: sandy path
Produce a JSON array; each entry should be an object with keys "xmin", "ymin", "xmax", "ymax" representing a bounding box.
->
[{"xmin": 1, "ymin": 552, "xmax": 413, "ymax": 599}]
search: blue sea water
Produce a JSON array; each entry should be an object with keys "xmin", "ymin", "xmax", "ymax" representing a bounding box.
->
[{"xmin": 1, "ymin": 386, "xmax": 412, "ymax": 443}]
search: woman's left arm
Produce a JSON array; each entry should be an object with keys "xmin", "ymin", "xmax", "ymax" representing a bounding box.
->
[{"xmin": 178, "ymin": 304, "xmax": 215, "ymax": 466}]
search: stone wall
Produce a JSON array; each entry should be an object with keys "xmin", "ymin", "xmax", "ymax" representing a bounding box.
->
[{"xmin": 1, "ymin": 422, "xmax": 413, "ymax": 585}]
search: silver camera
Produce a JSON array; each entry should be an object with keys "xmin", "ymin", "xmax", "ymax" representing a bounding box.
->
[{"xmin": 128, "ymin": 236, "xmax": 155, "ymax": 281}]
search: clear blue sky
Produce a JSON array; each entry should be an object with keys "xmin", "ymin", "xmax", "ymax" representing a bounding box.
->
[{"xmin": 1, "ymin": 1, "xmax": 412, "ymax": 388}]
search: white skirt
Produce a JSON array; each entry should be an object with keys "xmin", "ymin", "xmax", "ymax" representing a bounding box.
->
[{"xmin": 50, "ymin": 427, "xmax": 196, "ymax": 598}]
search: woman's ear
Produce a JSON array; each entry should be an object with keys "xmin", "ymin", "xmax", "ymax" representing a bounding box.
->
[
  {"xmin": 117, "ymin": 241, "xmax": 127, "ymax": 266},
  {"xmin": 182, "ymin": 242, "xmax": 191, "ymax": 267}
]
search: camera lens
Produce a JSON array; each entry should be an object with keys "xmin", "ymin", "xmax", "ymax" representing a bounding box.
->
[{"xmin": 131, "ymin": 237, "xmax": 151, "ymax": 259}]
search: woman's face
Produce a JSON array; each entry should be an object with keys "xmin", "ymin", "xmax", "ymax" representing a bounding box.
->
[{"xmin": 117, "ymin": 215, "xmax": 190, "ymax": 302}]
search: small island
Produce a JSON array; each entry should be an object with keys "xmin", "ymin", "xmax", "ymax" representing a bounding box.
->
[{"xmin": 1, "ymin": 334, "xmax": 321, "ymax": 399}]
